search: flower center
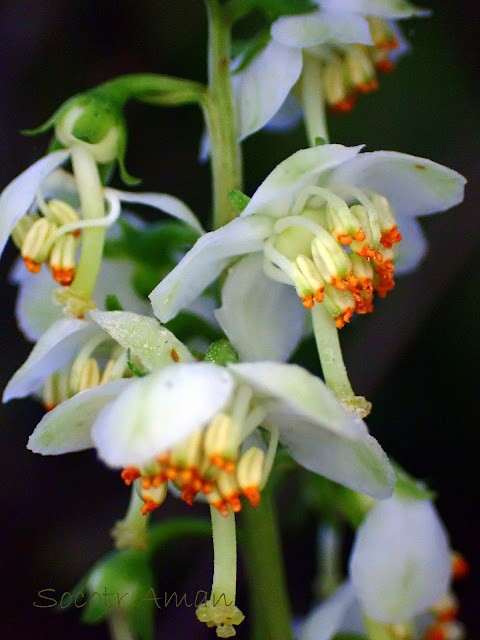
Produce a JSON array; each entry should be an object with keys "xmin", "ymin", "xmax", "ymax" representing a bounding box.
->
[
  {"xmin": 121, "ymin": 385, "xmax": 269, "ymax": 516},
  {"xmin": 263, "ymin": 186, "xmax": 401, "ymax": 327}
]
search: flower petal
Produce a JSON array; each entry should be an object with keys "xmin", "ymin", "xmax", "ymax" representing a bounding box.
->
[
  {"xmin": 92, "ymin": 363, "xmax": 234, "ymax": 467},
  {"xmin": 328, "ymin": 151, "xmax": 466, "ymax": 217},
  {"xmin": 149, "ymin": 215, "xmax": 274, "ymax": 322},
  {"xmin": 215, "ymin": 253, "xmax": 305, "ymax": 362},
  {"xmin": 12, "ymin": 258, "xmax": 150, "ymax": 342},
  {"xmin": 234, "ymin": 40, "xmax": 303, "ymax": 140},
  {"xmin": 301, "ymin": 581, "xmax": 357, "ymax": 640},
  {"xmin": 229, "ymin": 362, "xmax": 395, "ymax": 498},
  {"xmin": 108, "ymin": 188, "xmax": 205, "ymax": 234},
  {"xmin": 271, "ymin": 11, "xmax": 373, "ymax": 49},
  {"xmin": 3, "ymin": 317, "xmax": 99, "ymax": 401},
  {"xmin": 27, "ymin": 380, "xmax": 131, "ymax": 454},
  {"xmin": 242, "ymin": 144, "xmax": 363, "ymax": 218},
  {"xmin": 0, "ymin": 150, "xmax": 71, "ymax": 257},
  {"xmin": 393, "ymin": 214, "xmax": 428, "ymax": 275},
  {"xmin": 264, "ymin": 93, "xmax": 303, "ymax": 133},
  {"xmin": 89, "ymin": 310, "xmax": 193, "ymax": 370},
  {"xmin": 349, "ymin": 496, "xmax": 451, "ymax": 623},
  {"xmin": 318, "ymin": 0, "xmax": 431, "ymax": 18}
]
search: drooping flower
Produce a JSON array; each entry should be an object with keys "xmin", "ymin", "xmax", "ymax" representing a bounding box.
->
[
  {"xmin": 234, "ymin": 0, "xmax": 429, "ymax": 140},
  {"xmin": 150, "ymin": 144, "xmax": 465, "ymax": 363},
  {"xmin": 301, "ymin": 495, "xmax": 459, "ymax": 640}
]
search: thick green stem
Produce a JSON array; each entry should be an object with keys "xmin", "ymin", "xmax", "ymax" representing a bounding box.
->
[
  {"xmin": 241, "ymin": 491, "xmax": 294, "ymax": 640},
  {"xmin": 301, "ymin": 52, "xmax": 329, "ymax": 145},
  {"xmin": 69, "ymin": 144, "xmax": 106, "ymax": 301},
  {"xmin": 211, "ymin": 506, "xmax": 237, "ymax": 605},
  {"xmin": 205, "ymin": 0, "xmax": 242, "ymax": 229}
]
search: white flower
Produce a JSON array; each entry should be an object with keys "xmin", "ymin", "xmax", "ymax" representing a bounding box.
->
[
  {"xmin": 301, "ymin": 495, "xmax": 452, "ymax": 640},
  {"xmin": 26, "ymin": 310, "xmax": 395, "ymax": 512},
  {"xmin": 0, "ymin": 159, "xmax": 204, "ymax": 285},
  {"xmin": 234, "ymin": 0, "xmax": 429, "ymax": 140},
  {"xmin": 150, "ymin": 144, "xmax": 465, "ymax": 362}
]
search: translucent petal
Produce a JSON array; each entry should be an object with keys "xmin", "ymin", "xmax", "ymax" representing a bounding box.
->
[
  {"xmin": 393, "ymin": 214, "xmax": 428, "ymax": 275},
  {"xmin": 242, "ymin": 144, "xmax": 363, "ymax": 218},
  {"xmin": 0, "ymin": 150, "xmax": 70, "ymax": 257},
  {"xmin": 264, "ymin": 93, "xmax": 303, "ymax": 133},
  {"xmin": 318, "ymin": 0, "xmax": 431, "ymax": 18},
  {"xmin": 272, "ymin": 11, "xmax": 373, "ymax": 49},
  {"xmin": 349, "ymin": 496, "xmax": 451, "ymax": 623},
  {"xmin": 328, "ymin": 151, "xmax": 466, "ymax": 217},
  {"xmin": 89, "ymin": 310, "xmax": 193, "ymax": 370},
  {"xmin": 234, "ymin": 40, "xmax": 302, "ymax": 140},
  {"xmin": 229, "ymin": 362, "xmax": 395, "ymax": 498},
  {"xmin": 3, "ymin": 318, "xmax": 99, "ymax": 401},
  {"xmin": 108, "ymin": 189, "xmax": 205, "ymax": 234},
  {"xmin": 92, "ymin": 363, "xmax": 234, "ymax": 467},
  {"xmin": 149, "ymin": 215, "xmax": 274, "ymax": 322},
  {"xmin": 215, "ymin": 253, "xmax": 305, "ymax": 362},
  {"xmin": 301, "ymin": 582, "xmax": 357, "ymax": 640},
  {"xmin": 27, "ymin": 380, "xmax": 131, "ymax": 454}
]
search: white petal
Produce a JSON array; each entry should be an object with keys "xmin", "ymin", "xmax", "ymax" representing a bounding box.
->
[
  {"xmin": 229, "ymin": 362, "xmax": 395, "ymax": 498},
  {"xmin": 27, "ymin": 379, "xmax": 131, "ymax": 454},
  {"xmin": 3, "ymin": 318, "xmax": 99, "ymax": 401},
  {"xmin": 92, "ymin": 363, "xmax": 234, "ymax": 467},
  {"xmin": 40, "ymin": 168, "xmax": 79, "ymax": 206},
  {"xmin": 12, "ymin": 258, "xmax": 149, "ymax": 343},
  {"xmin": 215, "ymin": 253, "xmax": 305, "ymax": 362},
  {"xmin": 242, "ymin": 144, "xmax": 363, "ymax": 218},
  {"xmin": 234, "ymin": 40, "xmax": 302, "ymax": 140},
  {"xmin": 301, "ymin": 582, "xmax": 357, "ymax": 640},
  {"xmin": 108, "ymin": 188, "xmax": 205, "ymax": 235},
  {"xmin": 272, "ymin": 11, "xmax": 373, "ymax": 49},
  {"xmin": 328, "ymin": 151, "xmax": 466, "ymax": 217},
  {"xmin": 349, "ymin": 496, "xmax": 451, "ymax": 623},
  {"xmin": 393, "ymin": 214, "xmax": 428, "ymax": 275},
  {"xmin": 318, "ymin": 0, "xmax": 431, "ymax": 18},
  {"xmin": 264, "ymin": 93, "xmax": 303, "ymax": 133},
  {"xmin": 89, "ymin": 310, "xmax": 193, "ymax": 370},
  {"xmin": 0, "ymin": 150, "xmax": 71, "ymax": 257},
  {"xmin": 149, "ymin": 215, "xmax": 274, "ymax": 322}
]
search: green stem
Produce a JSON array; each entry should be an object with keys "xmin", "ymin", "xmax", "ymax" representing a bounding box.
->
[
  {"xmin": 301, "ymin": 52, "xmax": 329, "ymax": 145},
  {"xmin": 69, "ymin": 144, "xmax": 106, "ymax": 301},
  {"xmin": 312, "ymin": 302, "xmax": 355, "ymax": 400},
  {"xmin": 241, "ymin": 491, "xmax": 294, "ymax": 640},
  {"xmin": 204, "ymin": 0, "xmax": 242, "ymax": 229},
  {"xmin": 210, "ymin": 506, "xmax": 238, "ymax": 605}
]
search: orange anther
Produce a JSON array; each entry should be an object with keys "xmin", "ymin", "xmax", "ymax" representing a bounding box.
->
[
  {"xmin": 44, "ymin": 402, "xmax": 57, "ymax": 412},
  {"xmin": 381, "ymin": 227, "xmax": 402, "ymax": 249},
  {"xmin": 224, "ymin": 461, "xmax": 236, "ymax": 475},
  {"xmin": 329, "ymin": 94, "xmax": 357, "ymax": 115},
  {"xmin": 166, "ymin": 467, "xmax": 178, "ymax": 481},
  {"xmin": 438, "ymin": 609, "xmax": 458, "ymax": 623},
  {"xmin": 121, "ymin": 467, "xmax": 141, "ymax": 486},
  {"xmin": 141, "ymin": 498, "xmax": 160, "ymax": 516},
  {"xmin": 226, "ymin": 494, "xmax": 242, "ymax": 513},
  {"xmin": 376, "ymin": 59, "xmax": 395, "ymax": 73},
  {"xmin": 23, "ymin": 257, "xmax": 41, "ymax": 274},
  {"xmin": 170, "ymin": 348, "xmax": 179, "ymax": 363},
  {"xmin": 157, "ymin": 452, "xmax": 170, "ymax": 464},
  {"xmin": 52, "ymin": 267, "xmax": 74, "ymax": 286},
  {"xmin": 212, "ymin": 500, "xmax": 229, "ymax": 517},
  {"xmin": 314, "ymin": 288, "xmax": 324, "ymax": 303},
  {"xmin": 141, "ymin": 477, "xmax": 152, "ymax": 490},
  {"xmin": 302, "ymin": 295, "xmax": 314, "ymax": 309},
  {"xmin": 377, "ymin": 39, "xmax": 399, "ymax": 51},
  {"xmin": 331, "ymin": 277, "xmax": 346, "ymax": 291},
  {"xmin": 181, "ymin": 486, "xmax": 198, "ymax": 506},
  {"xmin": 425, "ymin": 625, "xmax": 446, "ymax": 640},
  {"xmin": 338, "ymin": 234, "xmax": 352, "ymax": 245},
  {"xmin": 356, "ymin": 79, "xmax": 379, "ymax": 94},
  {"xmin": 359, "ymin": 278, "xmax": 373, "ymax": 295},
  {"xmin": 242, "ymin": 487, "xmax": 261, "ymax": 508},
  {"xmin": 452, "ymin": 554, "xmax": 470, "ymax": 580},
  {"xmin": 201, "ymin": 481, "xmax": 214, "ymax": 494},
  {"xmin": 354, "ymin": 230, "xmax": 365, "ymax": 242}
]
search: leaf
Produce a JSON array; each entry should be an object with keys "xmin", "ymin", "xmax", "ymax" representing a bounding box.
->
[
  {"xmin": 228, "ymin": 189, "xmax": 251, "ymax": 214},
  {"xmin": 105, "ymin": 294, "xmax": 124, "ymax": 311}
]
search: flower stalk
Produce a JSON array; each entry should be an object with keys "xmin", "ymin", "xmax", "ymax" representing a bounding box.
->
[{"xmin": 301, "ymin": 52, "xmax": 330, "ymax": 145}]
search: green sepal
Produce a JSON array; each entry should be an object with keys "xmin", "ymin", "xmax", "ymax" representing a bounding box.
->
[
  {"xmin": 77, "ymin": 548, "xmax": 155, "ymax": 640},
  {"xmin": 105, "ymin": 294, "xmax": 124, "ymax": 311},
  {"xmin": 127, "ymin": 348, "xmax": 149, "ymax": 377},
  {"xmin": 117, "ymin": 132, "xmax": 141, "ymax": 186},
  {"xmin": 391, "ymin": 461, "xmax": 436, "ymax": 502},
  {"xmin": 232, "ymin": 32, "xmax": 271, "ymax": 74},
  {"xmin": 21, "ymin": 106, "xmax": 63, "ymax": 136},
  {"xmin": 228, "ymin": 189, "xmax": 251, "ymax": 214},
  {"xmin": 204, "ymin": 339, "xmax": 239, "ymax": 365},
  {"xmin": 315, "ymin": 136, "xmax": 327, "ymax": 146},
  {"xmin": 164, "ymin": 310, "xmax": 222, "ymax": 346}
]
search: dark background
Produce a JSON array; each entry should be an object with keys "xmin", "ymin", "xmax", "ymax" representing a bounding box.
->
[{"xmin": 0, "ymin": 0, "xmax": 479, "ymax": 638}]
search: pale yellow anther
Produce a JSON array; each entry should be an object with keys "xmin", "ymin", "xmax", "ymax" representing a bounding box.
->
[
  {"xmin": 368, "ymin": 16, "xmax": 398, "ymax": 49},
  {"xmin": 323, "ymin": 55, "xmax": 351, "ymax": 108},
  {"xmin": 217, "ymin": 472, "xmax": 240, "ymax": 501},
  {"xmin": 171, "ymin": 428, "xmax": 204, "ymax": 470},
  {"xmin": 350, "ymin": 253, "xmax": 374, "ymax": 280},
  {"xmin": 295, "ymin": 255, "xmax": 325, "ymax": 293},
  {"xmin": 139, "ymin": 481, "xmax": 168, "ymax": 513},
  {"xmin": 78, "ymin": 358, "xmax": 101, "ymax": 392},
  {"xmin": 11, "ymin": 215, "xmax": 38, "ymax": 249},
  {"xmin": 47, "ymin": 199, "xmax": 80, "ymax": 226},
  {"xmin": 21, "ymin": 217, "xmax": 58, "ymax": 264},
  {"xmin": 50, "ymin": 234, "xmax": 77, "ymax": 285},
  {"xmin": 236, "ymin": 447, "xmax": 265, "ymax": 493},
  {"xmin": 431, "ymin": 593, "xmax": 459, "ymax": 617},
  {"xmin": 323, "ymin": 285, "xmax": 355, "ymax": 317},
  {"xmin": 370, "ymin": 193, "xmax": 397, "ymax": 232},
  {"xmin": 43, "ymin": 373, "xmax": 58, "ymax": 412},
  {"xmin": 311, "ymin": 236, "xmax": 352, "ymax": 282},
  {"xmin": 204, "ymin": 414, "xmax": 237, "ymax": 464},
  {"xmin": 345, "ymin": 44, "xmax": 376, "ymax": 89}
]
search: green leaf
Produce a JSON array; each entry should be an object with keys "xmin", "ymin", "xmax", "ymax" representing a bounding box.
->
[
  {"xmin": 164, "ymin": 310, "xmax": 222, "ymax": 345},
  {"xmin": 232, "ymin": 32, "xmax": 271, "ymax": 74},
  {"xmin": 228, "ymin": 189, "xmax": 251, "ymax": 214},
  {"xmin": 204, "ymin": 339, "xmax": 239, "ymax": 365},
  {"xmin": 105, "ymin": 294, "xmax": 123, "ymax": 311},
  {"xmin": 391, "ymin": 461, "xmax": 436, "ymax": 502}
]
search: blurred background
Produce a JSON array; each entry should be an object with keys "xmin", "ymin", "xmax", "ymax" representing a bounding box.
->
[{"xmin": 0, "ymin": 0, "xmax": 479, "ymax": 637}]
